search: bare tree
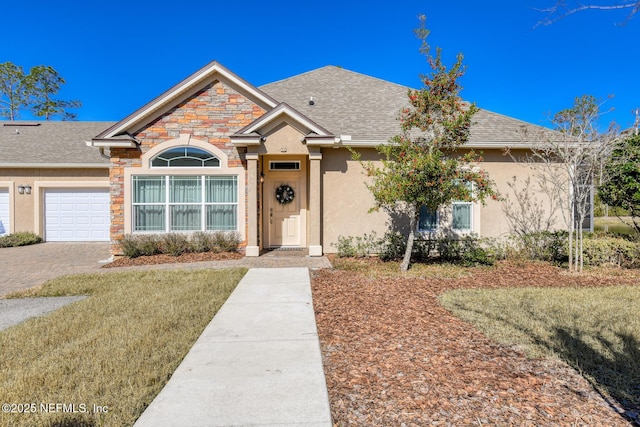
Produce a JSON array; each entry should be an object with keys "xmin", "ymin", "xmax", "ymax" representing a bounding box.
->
[
  {"xmin": 536, "ymin": 1, "xmax": 640, "ymax": 26},
  {"xmin": 518, "ymin": 95, "xmax": 617, "ymax": 272}
]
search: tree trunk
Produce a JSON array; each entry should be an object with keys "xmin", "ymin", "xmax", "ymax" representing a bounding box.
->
[
  {"xmin": 577, "ymin": 224, "xmax": 584, "ymax": 272},
  {"xmin": 400, "ymin": 208, "xmax": 418, "ymax": 272},
  {"xmin": 568, "ymin": 193, "xmax": 575, "ymax": 272}
]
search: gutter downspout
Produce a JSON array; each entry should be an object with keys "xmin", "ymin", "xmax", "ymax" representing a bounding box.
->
[{"xmin": 85, "ymin": 141, "xmax": 110, "ymax": 159}]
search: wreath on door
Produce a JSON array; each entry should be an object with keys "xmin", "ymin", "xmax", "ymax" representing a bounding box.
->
[{"xmin": 275, "ymin": 184, "xmax": 295, "ymax": 205}]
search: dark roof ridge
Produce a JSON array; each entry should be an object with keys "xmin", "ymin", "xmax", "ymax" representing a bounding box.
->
[
  {"xmin": 476, "ymin": 107, "xmax": 553, "ymax": 130},
  {"xmin": 261, "ymin": 65, "xmax": 412, "ymax": 92}
]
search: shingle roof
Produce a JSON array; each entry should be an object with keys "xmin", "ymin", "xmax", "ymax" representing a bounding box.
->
[
  {"xmin": 0, "ymin": 121, "xmax": 113, "ymax": 166},
  {"xmin": 260, "ymin": 65, "xmax": 548, "ymax": 145},
  {"xmin": 0, "ymin": 65, "xmax": 550, "ymax": 167},
  {"xmin": 260, "ymin": 66, "xmax": 407, "ymax": 142}
]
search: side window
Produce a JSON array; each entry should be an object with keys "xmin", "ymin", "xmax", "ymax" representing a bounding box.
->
[
  {"xmin": 452, "ymin": 203, "xmax": 472, "ymax": 231},
  {"xmin": 452, "ymin": 181, "xmax": 473, "ymax": 232},
  {"xmin": 151, "ymin": 147, "xmax": 220, "ymax": 168},
  {"xmin": 418, "ymin": 205, "xmax": 437, "ymax": 232}
]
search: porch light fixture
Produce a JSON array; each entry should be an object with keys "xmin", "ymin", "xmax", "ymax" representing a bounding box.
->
[
  {"xmin": 260, "ymin": 172, "xmax": 265, "ymax": 183},
  {"xmin": 17, "ymin": 185, "xmax": 32, "ymax": 195}
]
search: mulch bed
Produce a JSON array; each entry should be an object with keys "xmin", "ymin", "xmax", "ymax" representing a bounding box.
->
[
  {"xmin": 311, "ymin": 261, "xmax": 639, "ymax": 426},
  {"xmin": 102, "ymin": 251, "xmax": 243, "ymax": 268}
]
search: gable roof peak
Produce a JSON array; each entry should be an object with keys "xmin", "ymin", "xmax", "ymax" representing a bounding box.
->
[
  {"xmin": 91, "ymin": 60, "xmax": 278, "ymax": 144},
  {"xmin": 263, "ymin": 65, "xmax": 410, "ymax": 92}
]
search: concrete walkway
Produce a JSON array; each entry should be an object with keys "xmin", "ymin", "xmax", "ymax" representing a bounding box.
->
[
  {"xmin": 134, "ymin": 268, "xmax": 333, "ymax": 427},
  {"xmin": 0, "ymin": 296, "xmax": 87, "ymax": 331}
]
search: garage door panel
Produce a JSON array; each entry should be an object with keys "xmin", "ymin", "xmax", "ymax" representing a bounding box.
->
[
  {"xmin": 0, "ymin": 189, "xmax": 9, "ymax": 236},
  {"xmin": 45, "ymin": 190, "xmax": 109, "ymax": 242}
]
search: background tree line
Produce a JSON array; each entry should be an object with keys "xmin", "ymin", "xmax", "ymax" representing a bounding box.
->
[{"xmin": 0, "ymin": 62, "xmax": 81, "ymax": 121}]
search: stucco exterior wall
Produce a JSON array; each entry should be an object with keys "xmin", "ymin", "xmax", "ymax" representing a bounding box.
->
[
  {"xmin": 320, "ymin": 147, "xmax": 567, "ymax": 252},
  {"xmin": 259, "ymin": 122, "xmax": 310, "ymax": 156},
  {"xmin": 477, "ymin": 149, "xmax": 568, "ymax": 238},
  {"xmin": 0, "ymin": 167, "xmax": 109, "ymax": 235},
  {"xmin": 321, "ymin": 148, "xmax": 390, "ymax": 252}
]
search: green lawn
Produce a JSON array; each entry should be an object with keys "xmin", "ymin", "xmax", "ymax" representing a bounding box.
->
[
  {"xmin": 440, "ymin": 285, "xmax": 640, "ymax": 413},
  {"xmin": 594, "ymin": 216, "xmax": 638, "ymax": 235},
  {"xmin": 0, "ymin": 268, "xmax": 246, "ymax": 427}
]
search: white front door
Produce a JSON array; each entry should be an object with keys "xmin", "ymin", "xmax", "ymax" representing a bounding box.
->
[{"xmin": 267, "ymin": 175, "xmax": 303, "ymax": 247}]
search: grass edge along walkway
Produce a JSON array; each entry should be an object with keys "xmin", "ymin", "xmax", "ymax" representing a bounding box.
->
[
  {"xmin": 0, "ymin": 268, "xmax": 247, "ymax": 427},
  {"xmin": 440, "ymin": 285, "xmax": 640, "ymax": 421}
]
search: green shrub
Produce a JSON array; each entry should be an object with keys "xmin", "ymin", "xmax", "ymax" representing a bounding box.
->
[
  {"xmin": 118, "ymin": 235, "xmax": 141, "ymax": 258},
  {"xmin": 335, "ymin": 231, "xmax": 499, "ymax": 266},
  {"xmin": 510, "ymin": 231, "xmax": 568, "ymax": 263},
  {"xmin": 509, "ymin": 231, "xmax": 640, "ymax": 268},
  {"xmin": 333, "ymin": 232, "xmax": 380, "ymax": 258},
  {"xmin": 437, "ymin": 234, "xmax": 498, "ymax": 266},
  {"xmin": 376, "ymin": 232, "xmax": 400, "ymax": 260},
  {"xmin": 210, "ymin": 231, "xmax": 241, "ymax": 252},
  {"xmin": 119, "ymin": 234, "xmax": 162, "ymax": 258},
  {"xmin": 0, "ymin": 232, "xmax": 43, "ymax": 248},
  {"xmin": 120, "ymin": 232, "xmax": 240, "ymax": 258},
  {"xmin": 582, "ymin": 236, "xmax": 640, "ymax": 268},
  {"xmin": 160, "ymin": 233, "xmax": 191, "ymax": 256},
  {"xmin": 190, "ymin": 231, "xmax": 214, "ymax": 253}
]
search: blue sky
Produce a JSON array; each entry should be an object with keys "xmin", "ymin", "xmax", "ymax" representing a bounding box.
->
[{"xmin": 2, "ymin": 0, "xmax": 639, "ymax": 130}]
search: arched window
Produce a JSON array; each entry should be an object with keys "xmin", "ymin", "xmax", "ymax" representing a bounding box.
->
[{"xmin": 151, "ymin": 147, "xmax": 220, "ymax": 167}]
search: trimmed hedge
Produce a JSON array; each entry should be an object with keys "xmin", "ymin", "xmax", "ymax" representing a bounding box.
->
[
  {"xmin": 333, "ymin": 231, "xmax": 503, "ymax": 266},
  {"xmin": 119, "ymin": 232, "xmax": 241, "ymax": 258},
  {"xmin": 0, "ymin": 232, "xmax": 43, "ymax": 248},
  {"xmin": 582, "ymin": 236, "xmax": 640, "ymax": 268},
  {"xmin": 334, "ymin": 229, "xmax": 640, "ymax": 268}
]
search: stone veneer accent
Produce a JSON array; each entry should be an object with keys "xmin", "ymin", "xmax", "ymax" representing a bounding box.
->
[{"xmin": 110, "ymin": 81, "xmax": 266, "ymax": 254}]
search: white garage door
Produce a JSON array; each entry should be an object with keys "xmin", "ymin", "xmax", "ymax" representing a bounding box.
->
[
  {"xmin": 45, "ymin": 189, "xmax": 110, "ymax": 241},
  {"xmin": 0, "ymin": 189, "xmax": 9, "ymax": 236}
]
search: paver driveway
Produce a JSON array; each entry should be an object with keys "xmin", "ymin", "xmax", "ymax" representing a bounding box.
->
[{"xmin": 0, "ymin": 242, "xmax": 111, "ymax": 297}]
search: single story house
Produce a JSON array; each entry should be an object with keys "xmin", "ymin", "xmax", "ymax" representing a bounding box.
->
[{"xmin": 0, "ymin": 61, "xmax": 567, "ymax": 255}]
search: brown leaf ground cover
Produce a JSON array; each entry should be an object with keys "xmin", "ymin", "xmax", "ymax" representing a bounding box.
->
[
  {"xmin": 311, "ymin": 260, "xmax": 639, "ymax": 426},
  {"xmin": 103, "ymin": 251, "xmax": 243, "ymax": 267}
]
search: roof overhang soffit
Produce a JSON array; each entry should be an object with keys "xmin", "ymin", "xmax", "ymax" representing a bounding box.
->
[
  {"xmin": 230, "ymin": 102, "xmax": 336, "ymax": 147},
  {"xmin": 89, "ymin": 61, "xmax": 279, "ymax": 147}
]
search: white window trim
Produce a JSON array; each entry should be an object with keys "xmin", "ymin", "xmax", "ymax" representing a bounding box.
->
[
  {"xmin": 451, "ymin": 180, "xmax": 474, "ymax": 233},
  {"xmin": 132, "ymin": 175, "xmax": 238, "ymax": 233},
  {"xmin": 269, "ymin": 160, "xmax": 301, "ymax": 171},
  {"xmin": 417, "ymin": 181, "xmax": 477, "ymax": 234},
  {"xmin": 151, "ymin": 146, "xmax": 222, "ymax": 168},
  {"xmin": 451, "ymin": 201, "xmax": 473, "ymax": 233},
  {"xmin": 124, "ymin": 134, "xmax": 246, "ymax": 239}
]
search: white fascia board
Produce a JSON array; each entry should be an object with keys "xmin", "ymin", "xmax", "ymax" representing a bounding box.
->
[
  {"xmin": 342, "ymin": 140, "xmax": 537, "ymax": 150},
  {"xmin": 229, "ymin": 136, "xmax": 261, "ymax": 147},
  {"xmin": 305, "ymin": 136, "xmax": 337, "ymax": 146},
  {"xmin": 87, "ymin": 139, "xmax": 137, "ymax": 148},
  {"xmin": 339, "ymin": 140, "xmax": 387, "ymax": 147}
]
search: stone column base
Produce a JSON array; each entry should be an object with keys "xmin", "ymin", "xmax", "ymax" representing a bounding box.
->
[
  {"xmin": 308, "ymin": 245, "xmax": 323, "ymax": 257},
  {"xmin": 245, "ymin": 246, "xmax": 260, "ymax": 257}
]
